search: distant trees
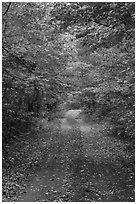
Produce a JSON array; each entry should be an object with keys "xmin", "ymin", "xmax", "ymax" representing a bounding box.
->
[{"xmin": 51, "ymin": 2, "xmax": 135, "ymax": 141}]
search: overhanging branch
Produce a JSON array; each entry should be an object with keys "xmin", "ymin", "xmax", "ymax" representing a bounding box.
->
[
  {"xmin": 2, "ymin": 46, "xmax": 34, "ymax": 74},
  {"xmin": 3, "ymin": 2, "xmax": 11, "ymax": 16}
]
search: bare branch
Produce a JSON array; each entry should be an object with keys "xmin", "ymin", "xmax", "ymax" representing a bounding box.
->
[{"xmin": 3, "ymin": 2, "xmax": 11, "ymax": 16}]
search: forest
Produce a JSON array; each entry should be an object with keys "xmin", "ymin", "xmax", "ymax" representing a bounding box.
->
[{"xmin": 2, "ymin": 2, "xmax": 135, "ymax": 202}]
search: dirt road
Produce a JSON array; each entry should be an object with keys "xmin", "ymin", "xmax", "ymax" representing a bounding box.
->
[{"xmin": 16, "ymin": 115, "xmax": 134, "ymax": 202}]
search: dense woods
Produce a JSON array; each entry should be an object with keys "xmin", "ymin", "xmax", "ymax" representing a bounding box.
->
[{"xmin": 2, "ymin": 2, "xmax": 135, "ymax": 202}]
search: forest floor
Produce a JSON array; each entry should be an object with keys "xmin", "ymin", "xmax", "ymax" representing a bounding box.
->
[{"xmin": 2, "ymin": 114, "xmax": 135, "ymax": 202}]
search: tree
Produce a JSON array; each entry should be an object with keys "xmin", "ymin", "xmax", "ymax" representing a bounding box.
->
[
  {"xmin": 2, "ymin": 2, "xmax": 72, "ymax": 144},
  {"xmin": 51, "ymin": 2, "xmax": 135, "ymax": 47},
  {"xmin": 51, "ymin": 2, "xmax": 135, "ymax": 140}
]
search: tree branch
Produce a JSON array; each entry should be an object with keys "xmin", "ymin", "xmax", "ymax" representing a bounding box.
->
[
  {"xmin": 3, "ymin": 2, "xmax": 11, "ymax": 16},
  {"xmin": 2, "ymin": 46, "xmax": 34, "ymax": 74},
  {"xmin": 90, "ymin": 18, "xmax": 112, "ymax": 28},
  {"xmin": 3, "ymin": 68, "xmax": 27, "ymax": 81}
]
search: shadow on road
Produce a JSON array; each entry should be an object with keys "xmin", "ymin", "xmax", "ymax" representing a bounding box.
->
[{"xmin": 15, "ymin": 115, "xmax": 134, "ymax": 202}]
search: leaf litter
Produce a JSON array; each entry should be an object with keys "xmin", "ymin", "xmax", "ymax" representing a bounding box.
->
[{"xmin": 3, "ymin": 118, "xmax": 134, "ymax": 202}]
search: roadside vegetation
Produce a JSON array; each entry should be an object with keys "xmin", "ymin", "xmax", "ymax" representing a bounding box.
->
[{"xmin": 2, "ymin": 2, "xmax": 134, "ymax": 202}]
